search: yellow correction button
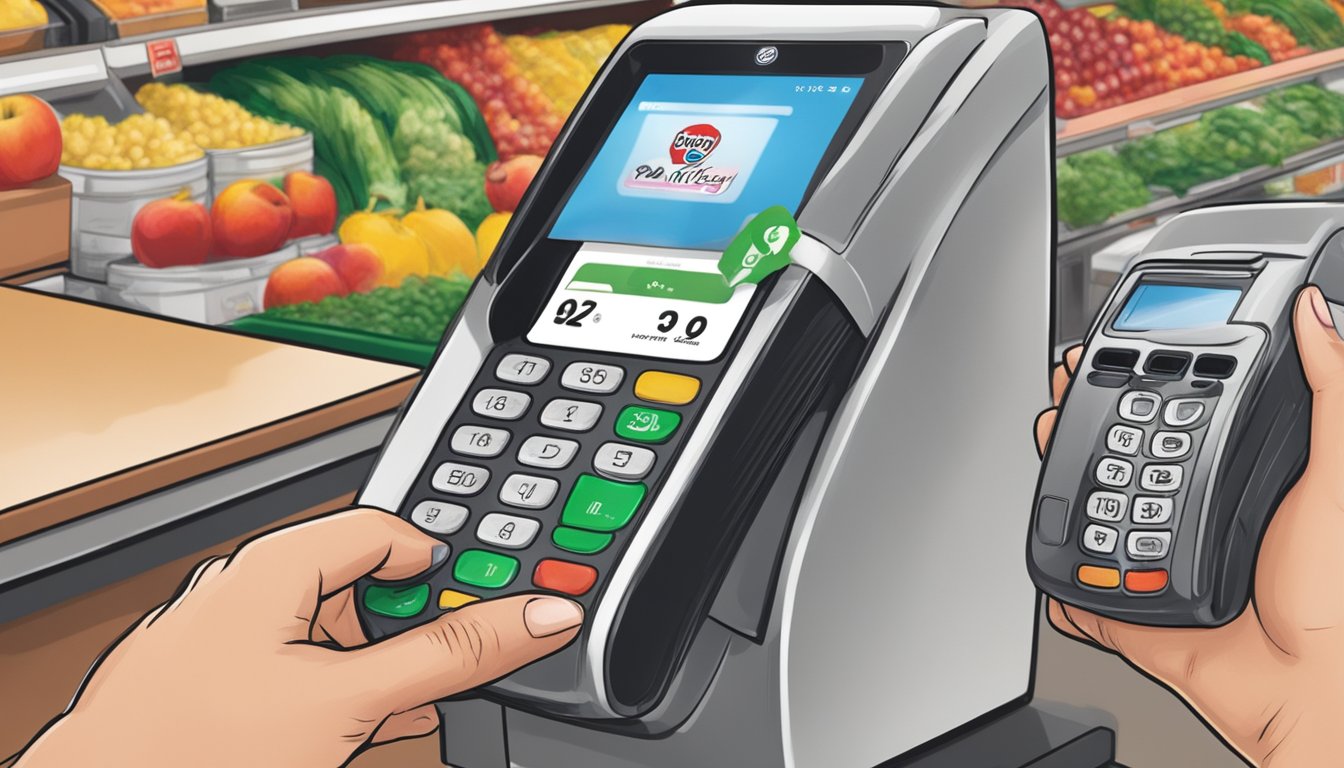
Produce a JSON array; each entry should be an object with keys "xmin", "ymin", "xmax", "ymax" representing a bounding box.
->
[{"xmin": 635, "ymin": 371, "xmax": 701, "ymax": 406}]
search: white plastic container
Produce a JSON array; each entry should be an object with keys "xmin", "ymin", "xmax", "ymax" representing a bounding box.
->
[
  {"xmin": 104, "ymin": 244, "xmax": 297, "ymax": 325},
  {"xmin": 61, "ymin": 157, "xmax": 210, "ymax": 282},
  {"xmin": 295, "ymin": 233, "xmax": 337, "ymax": 256},
  {"xmin": 208, "ymin": 133, "xmax": 314, "ymax": 200}
]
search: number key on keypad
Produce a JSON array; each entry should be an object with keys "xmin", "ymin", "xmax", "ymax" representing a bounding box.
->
[
  {"xmin": 410, "ymin": 500, "xmax": 469, "ymax": 534},
  {"xmin": 432, "ymin": 462, "xmax": 490, "ymax": 496},
  {"xmin": 562, "ymin": 362, "xmax": 624, "ymax": 394},
  {"xmin": 476, "ymin": 513, "xmax": 540, "ymax": 549},
  {"xmin": 1106, "ymin": 425, "xmax": 1142, "ymax": 456},
  {"xmin": 1132, "ymin": 496, "xmax": 1173, "ymax": 524},
  {"xmin": 1140, "ymin": 464, "xmax": 1183, "ymax": 492},
  {"xmin": 1094, "ymin": 457, "xmax": 1134, "ymax": 488},
  {"xmin": 499, "ymin": 473, "xmax": 559, "ymax": 509},
  {"xmin": 451, "ymin": 425, "xmax": 510, "ymax": 458},
  {"xmin": 473, "ymin": 389, "xmax": 530, "ymax": 420},
  {"xmin": 496, "ymin": 354, "xmax": 551, "ymax": 385},
  {"xmin": 1082, "ymin": 523, "xmax": 1119, "ymax": 554},
  {"xmin": 1127, "ymin": 530, "xmax": 1171, "ymax": 560},
  {"xmin": 517, "ymin": 436, "xmax": 579, "ymax": 469},
  {"xmin": 1086, "ymin": 491, "xmax": 1128, "ymax": 522},
  {"xmin": 540, "ymin": 399, "xmax": 603, "ymax": 432},
  {"xmin": 593, "ymin": 442, "xmax": 655, "ymax": 481}
]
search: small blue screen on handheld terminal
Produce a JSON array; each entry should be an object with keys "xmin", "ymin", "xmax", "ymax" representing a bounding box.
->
[{"xmin": 1113, "ymin": 283, "xmax": 1243, "ymax": 332}]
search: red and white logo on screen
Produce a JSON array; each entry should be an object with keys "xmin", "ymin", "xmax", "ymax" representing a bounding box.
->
[{"xmin": 668, "ymin": 124, "xmax": 721, "ymax": 165}]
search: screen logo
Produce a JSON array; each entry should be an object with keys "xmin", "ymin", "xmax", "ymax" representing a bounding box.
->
[
  {"xmin": 755, "ymin": 46, "xmax": 778, "ymax": 65},
  {"xmin": 669, "ymin": 123, "xmax": 721, "ymax": 165},
  {"xmin": 628, "ymin": 121, "xmax": 740, "ymax": 197}
]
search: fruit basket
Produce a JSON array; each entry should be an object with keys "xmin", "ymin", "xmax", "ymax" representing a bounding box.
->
[
  {"xmin": 86, "ymin": 0, "xmax": 205, "ymax": 37},
  {"xmin": 0, "ymin": 0, "xmax": 64, "ymax": 55},
  {"xmin": 134, "ymin": 83, "xmax": 314, "ymax": 200}
]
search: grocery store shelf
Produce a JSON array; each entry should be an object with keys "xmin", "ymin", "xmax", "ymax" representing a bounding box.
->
[
  {"xmin": 103, "ymin": 0, "xmax": 639, "ymax": 75},
  {"xmin": 0, "ymin": 47, "xmax": 107, "ymax": 98},
  {"xmin": 1058, "ymin": 46, "xmax": 1344, "ymax": 155},
  {"xmin": 0, "ymin": 0, "xmax": 642, "ymax": 93},
  {"xmin": 1059, "ymin": 134, "xmax": 1344, "ymax": 249}
]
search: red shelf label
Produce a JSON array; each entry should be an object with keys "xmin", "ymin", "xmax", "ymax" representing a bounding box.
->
[{"xmin": 146, "ymin": 39, "xmax": 182, "ymax": 78}]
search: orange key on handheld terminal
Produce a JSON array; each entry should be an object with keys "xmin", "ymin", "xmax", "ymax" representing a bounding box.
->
[
  {"xmin": 1125, "ymin": 569, "xmax": 1169, "ymax": 593},
  {"xmin": 1076, "ymin": 564, "xmax": 1121, "ymax": 589},
  {"xmin": 533, "ymin": 559, "xmax": 598, "ymax": 596}
]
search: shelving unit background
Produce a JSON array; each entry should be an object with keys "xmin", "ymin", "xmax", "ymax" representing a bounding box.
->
[{"xmin": 6, "ymin": 0, "xmax": 1344, "ymax": 346}]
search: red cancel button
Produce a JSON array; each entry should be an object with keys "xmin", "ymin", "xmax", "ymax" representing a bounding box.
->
[{"xmin": 533, "ymin": 559, "xmax": 597, "ymax": 596}]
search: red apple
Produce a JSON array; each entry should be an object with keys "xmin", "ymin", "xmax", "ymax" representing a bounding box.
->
[
  {"xmin": 131, "ymin": 189, "xmax": 211, "ymax": 268},
  {"xmin": 212, "ymin": 179, "xmax": 293, "ymax": 258},
  {"xmin": 0, "ymin": 95, "xmax": 60, "ymax": 190},
  {"xmin": 484, "ymin": 154, "xmax": 542, "ymax": 213},
  {"xmin": 263, "ymin": 257, "xmax": 348, "ymax": 309},
  {"xmin": 284, "ymin": 171, "xmax": 337, "ymax": 239},
  {"xmin": 313, "ymin": 243, "xmax": 383, "ymax": 293}
]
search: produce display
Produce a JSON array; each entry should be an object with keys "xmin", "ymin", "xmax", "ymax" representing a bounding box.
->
[
  {"xmin": 130, "ymin": 173, "xmax": 336, "ymax": 266},
  {"xmin": 1213, "ymin": 4, "xmax": 1312, "ymax": 62},
  {"xmin": 1223, "ymin": 0, "xmax": 1344, "ymax": 50},
  {"xmin": 91, "ymin": 0, "xmax": 201, "ymax": 20},
  {"xmin": 503, "ymin": 25, "xmax": 630, "ymax": 116},
  {"xmin": 1010, "ymin": 0, "xmax": 1259, "ymax": 118},
  {"xmin": 256, "ymin": 274, "xmax": 473, "ymax": 345},
  {"xmin": 211, "ymin": 56, "xmax": 494, "ymax": 226},
  {"xmin": 0, "ymin": 0, "xmax": 46, "ymax": 31},
  {"xmin": 60, "ymin": 113, "xmax": 204, "ymax": 170},
  {"xmin": 391, "ymin": 23, "xmax": 629, "ymax": 160},
  {"xmin": 1119, "ymin": 0, "xmax": 1273, "ymax": 63},
  {"xmin": 1056, "ymin": 150, "xmax": 1153, "ymax": 227},
  {"xmin": 0, "ymin": 94, "xmax": 60, "ymax": 189},
  {"xmin": 1057, "ymin": 83, "xmax": 1344, "ymax": 227},
  {"xmin": 134, "ymin": 83, "xmax": 305, "ymax": 150}
]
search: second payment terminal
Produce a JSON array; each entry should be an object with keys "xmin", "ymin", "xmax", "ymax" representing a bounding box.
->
[
  {"xmin": 357, "ymin": 4, "xmax": 1058, "ymax": 767},
  {"xmin": 1032, "ymin": 203, "xmax": 1344, "ymax": 627}
]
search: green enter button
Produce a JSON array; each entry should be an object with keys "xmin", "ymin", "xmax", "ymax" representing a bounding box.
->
[
  {"xmin": 454, "ymin": 550, "xmax": 519, "ymax": 589},
  {"xmin": 363, "ymin": 584, "xmax": 430, "ymax": 618},
  {"xmin": 614, "ymin": 406, "xmax": 681, "ymax": 444},
  {"xmin": 552, "ymin": 526, "xmax": 614, "ymax": 555},
  {"xmin": 561, "ymin": 474, "xmax": 646, "ymax": 532}
]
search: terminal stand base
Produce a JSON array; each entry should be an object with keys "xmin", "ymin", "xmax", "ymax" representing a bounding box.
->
[{"xmin": 436, "ymin": 699, "xmax": 1119, "ymax": 768}]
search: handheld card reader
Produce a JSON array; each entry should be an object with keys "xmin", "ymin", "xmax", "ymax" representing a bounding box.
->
[
  {"xmin": 1031, "ymin": 203, "xmax": 1344, "ymax": 627},
  {"xmin": 355, "ymin": 3, "xmax": 1054, "ymax": 765}
]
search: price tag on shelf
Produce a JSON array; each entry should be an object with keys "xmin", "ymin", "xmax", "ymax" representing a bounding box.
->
[{"xmin": 146, "ymin": 39, "xmax": 182, "ymax": 78}]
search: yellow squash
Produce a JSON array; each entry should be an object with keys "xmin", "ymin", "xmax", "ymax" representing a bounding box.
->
[
  {"xmin": 402, "ymin": 198, "xmax": 479, "ymax": 278},
  {"xmin": 475, "ymin": 212, "xmax": 512, "ymax": 269},
  {"xmin": 339, "ymin": 201, "xmax": 430, "ymax": 288}
]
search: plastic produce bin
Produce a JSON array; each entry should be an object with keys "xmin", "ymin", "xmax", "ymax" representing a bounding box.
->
[
  {"xmin": 104, "ymin": 244, "xmax": 297, "ymax": 324},
  {"xmin": 61, "ymin": 156, "xmax": 209, "ymax": 282},
  {"xmin": 207, "ymin": 133, "xmax": 313, "ymax": 201}
]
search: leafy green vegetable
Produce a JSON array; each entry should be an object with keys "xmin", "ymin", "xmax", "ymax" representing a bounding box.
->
[
  {"xmin": 1263, "ymin": 83, "xmax": 1344, "ymax": 141},
  {"xmin": 210, "ymin": 61, "xmax": 408, "ymax": 217},
  {"xmin": 1119, "ymin": 106, "xmax": 1299, "ymax": 194},
  {"xmin": 1224, "ymin": 0, "xmax": 1344, "ymax": 50},
  {"xmin": 259, "ymin": 275, "xmax": 472, "ymax": 344},
  {"xmin": 1056, "ymin": 150, "xmax": 1153, "ymax": 228}
]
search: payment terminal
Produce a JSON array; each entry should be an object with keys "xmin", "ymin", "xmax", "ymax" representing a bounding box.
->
[
  {"xmin": 1031, "ymin": 203, "xmax": 1344, "ymax": 627},
  {"xmin": 357, "ymin": 3, "xmax": 1055, "ymax": 766}
]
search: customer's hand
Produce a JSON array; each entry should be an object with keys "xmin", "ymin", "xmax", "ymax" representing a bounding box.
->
[
  {"xmin": 1036, "ymin": 286, "xmax": 1344, "ymax": 767},
  {"xmin": 13, "ymin": 508, "xmax": 583, "ymax": 768}
]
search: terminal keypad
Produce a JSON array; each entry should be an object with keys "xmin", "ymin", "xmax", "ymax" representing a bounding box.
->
[
  {"xmin": 1073, "ymin": 356, "xmax": 1218, "ymax": 596},
  {"xmin": 361, "ymin": 348, "xmax": 713, "ymax": 624}
]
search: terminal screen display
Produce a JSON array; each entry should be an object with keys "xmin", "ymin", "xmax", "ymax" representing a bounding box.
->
[
  {"xmin": 1113, "ymin": 283, "xmax": 1243, "ymax": 331},
  {"xmin": 550, "ymin": 72, "xmax": 863, "ymax": 251},
  {"xmin": 527, "ymin": 244, "xmax": 756, "ymax": 362}
]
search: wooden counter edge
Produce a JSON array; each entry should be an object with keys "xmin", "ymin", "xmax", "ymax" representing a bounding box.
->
[{"xmin": 0, "ymin": 374, "xmax": 419, "ymax": 547}]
